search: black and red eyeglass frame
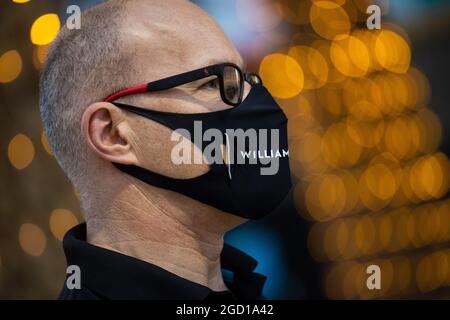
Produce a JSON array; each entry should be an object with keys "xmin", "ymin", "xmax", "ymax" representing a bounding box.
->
[{"xmin": 104, "ymin": 62, "xmax": 262, "ymax": 106}]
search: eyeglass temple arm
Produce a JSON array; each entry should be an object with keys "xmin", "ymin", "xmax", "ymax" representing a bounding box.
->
[
  {"xmin": 104, "ymin": 83, "xmax": 149, "ymax": 102},
  {"xmin": 104, "ymin": 68, "xmax": 212, "ymax": 103}
]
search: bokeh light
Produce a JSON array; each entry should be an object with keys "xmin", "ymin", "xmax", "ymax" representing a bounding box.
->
[
  {"xmin": 18, "ymin": 223, "xmax": 47, "ymax": 257},
  {"xmin": 259, "ymin": 53, "xmax": 304, "ymax": 98},
  {"xmin": 330, "ymin": 34, "xmax": 370, "ymax": 78},
  {"xmin": 8, "ymin": 134, "xmax": 35, "ymax": 170},
  {"xmin": 288, "ymin": 45, "xmax": 329, "ymax": 89},
  {"xmin": 375, "ymin": 29, "xmax": 411, "ymax": 73},
  {"xmin": 30, "ymin": 13, "xmax": 60, "ymax": 45},
  {"xmin": 32, "ymin": 44, "xmax": 50, "ymax": 70},
  {"xmin": 0, "ymin": 50, "xmax": 23, "ymax": 83},
  {"xmin": 310, "ymin": 1, "xmax": 351, "ymax": 40},
  {"xmin": 49, "ymin": 209, "xmax": 79, "ymax": 241}
]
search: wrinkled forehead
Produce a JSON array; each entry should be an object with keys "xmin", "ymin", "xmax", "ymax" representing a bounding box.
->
[{"xmin": 121, "ymin": 1, "xmax": 244, "ymax": 82}]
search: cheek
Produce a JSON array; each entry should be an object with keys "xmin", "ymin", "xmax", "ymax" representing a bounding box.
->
[
  {"xmin": 242, "ymin": 82, "xmax": 251, "ymax": 101},
  {"xmin": 132, "ymin": 118, "xmax": 209, "ymax": 179},
  {"xmin": 168, "ymin": 89, "xmax": 226, "ymax": 113}
]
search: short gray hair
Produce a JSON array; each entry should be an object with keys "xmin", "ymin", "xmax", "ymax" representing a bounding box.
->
[{"xmin": 39, "ymin": 0, "xmax": 133, "ymax": 187}]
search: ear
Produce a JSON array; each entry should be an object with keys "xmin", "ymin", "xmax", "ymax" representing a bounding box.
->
[{"xmin": 81, "ymin": 102, "xmax": 138, "ymax": 164}]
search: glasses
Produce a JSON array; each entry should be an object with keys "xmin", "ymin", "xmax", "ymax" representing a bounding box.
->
[{"xmin": 104, "ymin": 63, "xmax": 263, "ymax": 106}]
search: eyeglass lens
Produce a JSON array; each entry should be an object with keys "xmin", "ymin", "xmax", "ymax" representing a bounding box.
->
[{"xmin": 222, "ymin": 65, "xmax": 242, "ymax": 105}]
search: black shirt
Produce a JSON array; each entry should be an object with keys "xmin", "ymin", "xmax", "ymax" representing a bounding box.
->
[{"xmin": 58, "ymin": 223, "xmax": 266, "ymax": 300}]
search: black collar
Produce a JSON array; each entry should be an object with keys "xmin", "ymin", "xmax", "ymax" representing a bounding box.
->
[{"xmin": 61, "ymin": 223, "xmax": 266, "ymax": 300}]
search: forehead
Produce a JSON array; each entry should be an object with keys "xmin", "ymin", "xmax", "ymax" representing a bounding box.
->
[{"xmin": 122, "ymin": 2, "xmax": 244, "ymax": 81}]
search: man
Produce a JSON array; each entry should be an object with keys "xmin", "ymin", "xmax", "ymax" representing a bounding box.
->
[{"xmin": 40, "ymin": 0, "xmax": 291, "ymax": 300}]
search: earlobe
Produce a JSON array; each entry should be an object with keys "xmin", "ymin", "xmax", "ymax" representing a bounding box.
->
[{"xmin": 81, "ymin": 102, "xmax": 138, "ymax": 164}]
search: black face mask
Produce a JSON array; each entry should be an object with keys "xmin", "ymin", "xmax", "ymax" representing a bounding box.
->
[{"xmin": 112, "ymin": 84, "xmax": 292, "ymax": 219}]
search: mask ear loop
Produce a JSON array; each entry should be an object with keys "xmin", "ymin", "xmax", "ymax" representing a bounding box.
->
[{"xmin": 224, "ymin": 133, "xmax": 232, "ymax": 180}]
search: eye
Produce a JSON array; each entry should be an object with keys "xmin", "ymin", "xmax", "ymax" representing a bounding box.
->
[
  {"xmin": 225, "ymin": 86, "xmax": 237, "ymax": 100},
  {"xmin": 201, "ymin": 78, "xmax": 220, "ymax": 90}
]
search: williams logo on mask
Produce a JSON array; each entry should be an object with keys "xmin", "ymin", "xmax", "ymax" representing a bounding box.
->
[{"xmin": 170, "ymin": 121, "xmax": 289, "ymax": 176}]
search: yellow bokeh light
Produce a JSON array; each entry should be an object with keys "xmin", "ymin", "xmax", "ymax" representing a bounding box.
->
[
  {"xmin": 409, "ymin": 155, "xmax": 447, "ymax": 201},
  {"xmin": 415, "ymin": 204, "xmax": 436, "ymax": 246},
  {"xmin": 30, "ymin": 13, "xmax": 60, "ymax": 45},
  {"xmin": 49, "ymin": 209, "xmax": 79, "ymax": 241},
  {"xmin": 316, "ymin": 85, "xmax": 344, "ymax": 117},
  {"xmin": 305, "ymin": 175, "xmax": 346, "ymax": 222},
  {"xmin": 431, "ymin": 251, "xmax": 448, "ymax": 288},
  {"xmin": 312, "ymin": 39, "xmax": 347, "ymax": 84},
  {"xmin": 18, "ymin": 223, "xmax": 47, "ymax": 257},
  {"xmin": 33, "ymin": 44, "xmax": 50, "ymax": 70},
  {"xmin": 414, "ymin": 109, "xmax": 442, "ymax": 154},
  {"xmin": 335, "ymin": 220, "xmax": 350, "ymax": 257},
  {"xmin": 305, "ymin": 177, "xmax": 326, "ymax": 221},
  {"xmin": 259, "ymin": 53, "xmax": 304, "ymax": 98},
  {"xmin": 287, "ymin": 110, "xmax": 314, "ymax": 140},
  {"xmin": 321, "ymin": 122, "xmax": 361, "ymax": 168},
  {"xmin": 319, "ymin": 174, "xmax": 346, "ymax": 218},
  {"xmin": 396, "ymin": 208, "xmax": 413, "ymax": 250},
  {"xmin": 298, "ymin": 152, "xmax": 329, "ymax": 176},
  {"xmin": 331, "ymin": 35, "xmax": 370, "ymax": 78},
  {"xmin": 0, "ymin": 50, "xmax": 22, "ymax": 83},
  {"xmin": 291, "ymin": 131, "xmax": 322, "ymax": 164},
  {"xmin": 375, "ymin": 29, "xmax": 411, "ymax": 74},
  {"xmin": 372, "ymin": 73, "xmax": 396, "ymax": 115},
  {"xmin": 13, "ymin": 0, "xmax": 31, "ymax": 3},
  {"xmin": 435, "ymin": 153, "xmax": 450, "ymax": 197},
  {"xmin": 416, "ymin": 255, "xmax": 434, "ymax": 293},
  {"xmin": 342, "ymin": 262, "xmax": 359, "ymax": 299},
  {"xmin": 280, "ymin": 94, "xmax": 313, "ymax": 119},
  {"xmin": 423, "ymin": 155, "xmax": 444, "ymax": 198},
  {"xmin": 346, "ymin": 118, "xmax": 384, "ymax": 148},
  {"xmin": 357, "ymin": 216, "xmax": 377, "ymax": 255},
  {"xmin": 340, "ymin": 218, "xmax": 359, "ymax": 260},
  {"xmin": 378, "ymin": 213, "xmax": 393, "ymax": 250},
  {"xmin": 323, "ymin": 220, "xmax": 343, "ymax": 261},
  {"xmin": 387, "ymin": 73, "xmax": 410, "ymax": 114},
  {"xmin": 380, "ymin": 259, "xmax": 394, "ymax": 296},
  {"xmin": 8, "ymin": 133, "xmax": 35, "ymax": 170},
  {"xmin": 384, "ymin": 116, "xmax": 414, "ymax": 159},
  {"xmin": 359, "ymin": 169, "xmax": 392, "ymax": 212},
  {"xmin": 288, "ymin": 45, "xmax": 328, "ymax": 90},
  {"xmin": 353, "ymin": 29, "xmax": 382, "ymax": 73},
  {"xmin": 408, "ymin": 67, "xmax": 431, "ymax": 108},
  {"xmin": 339, "ymin": 170, "xmax": 359, "ymax": 215},
  {"xmin": 310, "ymin": 1, "xmax": 351, "ymax": 40},
  {"xmin": 392, "ymin": 256, "xmax": 412, "ymax": 294}
]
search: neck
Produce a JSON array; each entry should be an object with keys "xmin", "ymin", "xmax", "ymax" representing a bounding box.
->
[{"xmin": 84, "ymin": 179, "xmax": 244, "ymax": 291}]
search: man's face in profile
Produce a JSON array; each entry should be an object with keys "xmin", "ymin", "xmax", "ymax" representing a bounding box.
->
[{"xmin": 95, "ymin": 0, "xmax": 247, "ymax": 178}]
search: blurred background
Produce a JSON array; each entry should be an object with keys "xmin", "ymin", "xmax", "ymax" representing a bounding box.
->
[{"xmin": 0, "ymin": 0, "xmax": 449, "ymax": 299}]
